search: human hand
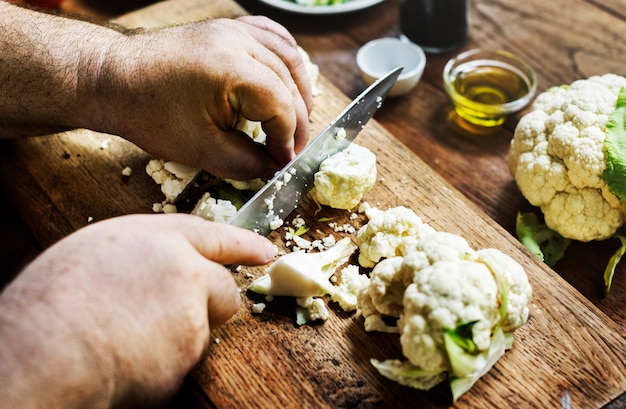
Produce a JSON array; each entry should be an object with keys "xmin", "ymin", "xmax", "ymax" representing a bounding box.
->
[
  {"xmin": 0, "ymin": 214, "xmax": 276, "ymax": 408},
  {"xmin": 92, "ymin": 16, "xmax": 313, "ymax": 181}
]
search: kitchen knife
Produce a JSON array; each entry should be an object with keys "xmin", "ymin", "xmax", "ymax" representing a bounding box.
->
[{"xmin": 228, "ymin": 67, "xmax": 402, "ymax": 236}]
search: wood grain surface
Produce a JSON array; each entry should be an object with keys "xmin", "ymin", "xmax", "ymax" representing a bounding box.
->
[{"xmin": 2, "ymin": 0, "xmax": 626, "ymax": 408}]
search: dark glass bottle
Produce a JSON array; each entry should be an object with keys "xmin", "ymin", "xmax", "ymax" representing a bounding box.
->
[{"xmin": 399, "ymin": 0, "xmax": 470, "ymax": 54}]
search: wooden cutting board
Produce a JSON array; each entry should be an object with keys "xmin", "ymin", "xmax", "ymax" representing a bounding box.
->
[{"xmin": 1, "ymin": 0, "xmax": 625, "ymax": 407}]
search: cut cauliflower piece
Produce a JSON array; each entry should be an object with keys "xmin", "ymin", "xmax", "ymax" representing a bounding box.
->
[
  {"xmin": 248, "ymin": 237, "xmax": 356, "ymax": 297},
  {"xmin": 311, "ymin": 143, "xmax": 377, "ymax": 210},
  {"xmin": 356, "ymin": 206, "xmax": 435, "ymax": 268},
  {"xmin": 191, "ymin": 192, "xmax": 237, "ymax": 223},
  {"xmin": 508, "ymin": 73, "xmax": 626, "ymax": 241},
  {"xmin": 146, "ymin": 159, "xmax": 200, "ymax": 204},
  {"xmin": 296, "ymin": 296, "xmax": 330, "ymax": 325}
]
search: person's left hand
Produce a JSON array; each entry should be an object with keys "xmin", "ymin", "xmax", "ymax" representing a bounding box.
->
[{"xmin": 0, "ymin": 214, "xmax": 276, "ymax": 408}]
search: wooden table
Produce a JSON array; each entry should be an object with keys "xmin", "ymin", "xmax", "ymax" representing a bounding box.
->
[{"xmin": 2, "ymin": 0, "xmax": 626, "ymax": 408}]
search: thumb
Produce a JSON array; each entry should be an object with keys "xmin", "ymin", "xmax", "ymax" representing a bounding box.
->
[{"xmin": 179, "ymin": 215, "xmax": 277, "ymax": 266}]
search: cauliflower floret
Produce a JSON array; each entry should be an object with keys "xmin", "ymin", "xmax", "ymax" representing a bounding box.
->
[
  {"xmin": 296, "ymin": 296, "xmax": 330, "ymax": 325},
  {"xmin": 356, "ymin": 206, "xmax": 435, "ymax": 267},
  {"xmin": 399, "ymin": 260, "xmax": 500, "ymax": 371},
  {"xmin": 367, "ymin": 257, "xmax": 406, "ymax": 317},
  {"xmin": 509, "ymin": 73, "xmax": 626, "ymax": 241},
  {"xmin": 476, "ymin": 249, "xmax": 533, "ymax": 332},
  {"xmin": 311, "ymin": 143, "xmax": 377, "ymax": 210},
  {"xmin": 191, "ymin": 192, "xmax": 237, "ymax": 223},
  {"xmin": 330, "ymin": 264, "xmax": 370, "ymax": 312},
  {"xmin": 357, "ymin": 284, "xmax": 399, "ymax": 333}
]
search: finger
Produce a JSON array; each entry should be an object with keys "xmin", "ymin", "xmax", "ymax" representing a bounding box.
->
[
  {"xmin": 171, "ymin": 214, "xmax": 277, "ymax": 266},
  {"xmin": 263, "ymin": 93, "xmax": 310, "ymax": 159},
  {"xmin": 235, "ymin": 15, "xmax": 297, "ymax": 47},
  {"xmin": 238, "ymin": 16, "xmax": 313, "ymax": 115},
  {"xmin": 204, "ymin": 262, "xmax": 241, "ymax": 329},
  {"xmin": 231, "ymin": 64, "xmax": 300, "ymax": 165},
  {"xmin": 199, "ymin": 127, "xmax": 281, "ymax": 180}
]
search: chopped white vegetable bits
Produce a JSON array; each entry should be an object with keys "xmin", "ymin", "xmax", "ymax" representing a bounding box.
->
[
  {"xmin": 146, "ymin": 159, "xmax": 200, "ymax": 205},
  {"xmin": 248, "ymin": 235, "xmax": 369, "ymax": 326},
  {"xmin": 191, "ymin": 192, "xmax": 237, "ymax": 223},
  {"xmin": 251, "ymin": 303, "xmax": 266, "ymax": 314}
]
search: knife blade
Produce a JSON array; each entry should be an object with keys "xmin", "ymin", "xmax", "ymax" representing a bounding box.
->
[{"xmin": 228, "ymin": 67, "xmax": 402, "ymax": 236}]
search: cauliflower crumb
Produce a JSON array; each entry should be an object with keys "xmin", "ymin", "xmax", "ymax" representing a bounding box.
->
[
  {"xmin": 251, "ymin": 303, "xmax": 266, "ymax": 314},
  {"xmin": 292, "ymin": 215, "xmax": 306, "ymax": 228},
  {"xmin": 121, "ymin": 166, "xmax": 132, "ymax": 177},
  {"xmin": 292, "ymin": 235, "xmax": 312, "ymax": 250},
  {"xmin": 162, "ymin": 203, "xmax": 177, "ymax": 214},
  {"xmin": 269, "ymin": 215, "xmax": 284, "ymax": 230},
  {"xmin": 321, "ymin": 235, "xmax": 337, "ymax": 248},
  {"xmin": 358, "ymin": 201, "xmax": 382, "ymax": 219}
]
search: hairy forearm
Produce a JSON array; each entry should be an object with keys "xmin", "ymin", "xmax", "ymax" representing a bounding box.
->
[{"xmin": 0, "ymin": 2, "xmax": 126, "ymax": 138}]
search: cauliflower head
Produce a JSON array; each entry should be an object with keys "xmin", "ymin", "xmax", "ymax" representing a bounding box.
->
[
  {"xmin": 357, "ymin": 221, "xmax": 532, "ymax": 398},
  {"xmin": 311, "ymin": 143, "xmax": 377, "ymax": 210},
  {"xmin": 509, "ymin": 74, "xmax": 626, "ymax": 241},
  {"xmin": 356, "ymin": 206, "xmax": 435, "ymax": 267}
]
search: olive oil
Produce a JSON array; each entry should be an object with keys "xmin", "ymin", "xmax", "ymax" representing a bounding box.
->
[{"xmin": 449, "ymin": 60, "xmax": 532, "ymax": 126}]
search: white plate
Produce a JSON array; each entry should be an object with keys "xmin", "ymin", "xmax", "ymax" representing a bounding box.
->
[{"xmin": 257, "ymin": 0, "xmax": 384, "ymax": 14}]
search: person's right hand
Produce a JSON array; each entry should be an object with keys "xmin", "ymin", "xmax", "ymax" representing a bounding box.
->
[
  {"xmin": 91, "ymin": 16, "xmax": 313, "ymax": 181},
  {"xmin": 0, "ymin": 214, "xmax": 276, "ymax": 409}
]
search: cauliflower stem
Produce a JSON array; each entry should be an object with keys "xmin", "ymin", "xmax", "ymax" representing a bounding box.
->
[
  {"xmin": 604, "ymin": 230, "xmax": 626, "ymax": 295},
  {"xmin": 248, "ymin": 237, "xmax": 357, "ymax": 297},
  {"xmin": 516, "ymin": 212, "xmax": 572, "ymax": 267},
  {"xmin": 371, "ymin": 324, "xmax": 508, "ymax": 402}
]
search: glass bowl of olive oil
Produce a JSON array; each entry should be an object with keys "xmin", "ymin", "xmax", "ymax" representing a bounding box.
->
[{"xmin": 443, "ymin": 49, "xmax": 537, "ymax": 128}]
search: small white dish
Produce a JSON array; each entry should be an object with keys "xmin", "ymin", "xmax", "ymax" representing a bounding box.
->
[{"xmin": 356, "ymin": 37, "xmax": 426, "ymax": 97}]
